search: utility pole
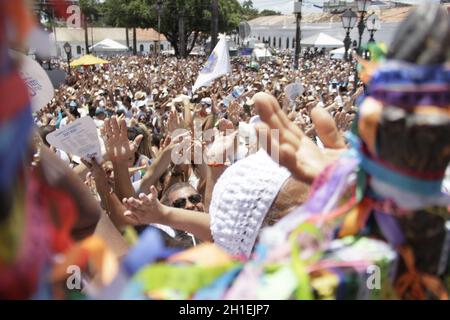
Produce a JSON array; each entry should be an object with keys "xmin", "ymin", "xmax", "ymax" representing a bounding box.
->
[
  {"xmin": 133, "ymin": 27, "xmax": 137, "ymax": 55},
  {"xmin": 91, "ymin": 17, "xmax": 94, "ymax": 54},
  {"xmin": 157, "ymin": 0, "xmax": 162, "ymax": 79},
  {"xmin": 294, "ymin": 0, "xmax": 302, "ymax": 70},
  {"xmin": 84, "ymin": 14, "xmax": 89, "ymax": 54},
  {"xmin": 211, "ymin": 0, "xmax": 219, "ymax": 54},
  {"xmin": 179, "ymin": 7, "xmax": 186, "ymax": 58}
]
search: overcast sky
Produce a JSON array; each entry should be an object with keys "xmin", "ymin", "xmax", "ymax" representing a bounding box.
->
[
  {"xmin": 249, "ymin": 0, "xmax": 320, "ymax": 14},
  {"xmin": 248, "ymin": 0, "xmax": 435, "ymax": 14}
]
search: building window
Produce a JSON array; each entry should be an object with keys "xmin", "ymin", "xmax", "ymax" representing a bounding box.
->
[
  {"xmin": 279, "ymin": 37, "xmax": 282, "ymax": 48},
  {"xmin": 262, "ymin": 36, "xmax": 265, "ymax": 43},
  {"xmin": 140, "ymin": 44, "xmax": 144, "ymax": 52},
  {"xmin": 268, "ymin": 37, "xmax": 271, "ymax": 46},
  {"xmin": 273, "ymin": 37, "xmax": 276, "ymax": 47},
  {"xmin": 258, "ymin": 36, "xmax": 260, "ymax": 41},
  {"xmin": 160, "ymin": 44, "xmax": 163, "ymax": 51},
  {"xmin": 292, "ymin": 38, "xmax": 295, "ymax": 49},
  {"xmin": 150, "ymin": 44, "xmax": 154, "ymax": 52},
  {"xmin": 76, "ymin": 45, "xmax": 81, "ymax": 54},
  {"xmin": 286, "ymin": 37, "xmax": 289, "ymax": 49}
]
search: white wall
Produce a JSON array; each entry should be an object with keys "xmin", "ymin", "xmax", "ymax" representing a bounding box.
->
[{"xmin": 56, "ymin": 41, "xmax": 171, "ymax": 58}]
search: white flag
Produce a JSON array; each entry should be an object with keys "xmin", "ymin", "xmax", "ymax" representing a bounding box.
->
[{"xmin": 192, "ymin": 37, "xmax": 231, "ymax": 93}]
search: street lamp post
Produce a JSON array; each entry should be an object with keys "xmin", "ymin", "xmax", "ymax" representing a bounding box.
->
[
  {"xmin": 293, "ymin": 0, "xmax": 303, "ymax": 70},
  {"xmin": 341, "ymin": 9, "xmax": 357, "ymax": 61},
  {"xmin": 356, "ymin": 0, "xmax": 371, "ymax": 54},
  {"xmin": 63, "ymin": 42, "xmax": 72, "ymax": 74},
  {"xmin": 264, "ymin": 40, "xmax": 269, "ymax": 63},
  {"xmin": 353, "ymin": 0, "xmax": 371, "ymax": 91},
  {"xmin": 366, "ymin": 13, "xmax": 380, "ymax": 43}
]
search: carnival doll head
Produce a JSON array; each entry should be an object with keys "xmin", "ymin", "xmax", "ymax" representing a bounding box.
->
[{"xmin": 356, "ymin": 3, "xmax": 450, "ymax": 208}]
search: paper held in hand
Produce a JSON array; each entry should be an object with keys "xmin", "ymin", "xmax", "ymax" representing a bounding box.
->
[
  {"xmin": 284, "ymin": 82, "xmax": 304, "ymax": 103},
  {"xmin": 46, "ymin": 117, "xmax": 103, "ymax": 163}
]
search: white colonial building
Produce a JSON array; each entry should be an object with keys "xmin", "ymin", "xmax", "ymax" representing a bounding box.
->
[
  {"xmin": 50, "ymin": 27, "xmax": 171, "ymax": 58},
  {"xmin": 242, "ymin": 12, "xmax": 399, "ymax": 52}
]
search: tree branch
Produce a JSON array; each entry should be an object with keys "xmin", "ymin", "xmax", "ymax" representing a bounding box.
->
[{"xmin": 187, "ymin": 31, "xmax": 199, "ymax": 55}]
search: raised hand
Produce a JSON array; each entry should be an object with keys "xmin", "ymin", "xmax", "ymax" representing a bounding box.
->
[
  {"xmin": 334, "ymin": 110, "xmax": 354, "ymax": 133},
  {"xmin": 211, "ymin": 93, "xmax": 219, "ymax": 115},
  {"xmin": 254, "ymin": 92, "xmax": 346, "ymax": 184},
  {"xmin": 167, "ymin": 110, "xmax": 184, "ymax": 134},
  {"xmin": 217, "ymin": 118, "xmax": 235, "ymax": 133},
  {"xmin": 205, "ymin": 129, "xmax": 239, "ymax": 165},
  {"xmin": 227, "ymin": 100, "xmax": 241, "ymax": 126},
  {"xmin": 101, "ymin": 116, "xmax": 143, "ymax": 163},
  {"xmin": 81, "ymin": 158, "xmax": 111, "ymax": 194},
  {"xmin": 122, "ymin": 185, "xmax": 165, "ymax": 225},
  {"xmin": 310, "ymin": 106, "xmax": 346, "ymax": 149}
]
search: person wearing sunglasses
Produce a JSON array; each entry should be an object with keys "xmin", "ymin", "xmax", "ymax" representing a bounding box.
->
[
  {"xmin": 155, "ymin": 182, "xmax": 205, "ymax": 248},
  {"xmin": 161, "ymin": 182, "xmax": 204, "ymax": 212}
]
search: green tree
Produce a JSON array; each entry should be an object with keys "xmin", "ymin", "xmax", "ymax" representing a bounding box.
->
[
  {"xmin": 102, "ymin": 0, "xmax": 243, "ymax": 57},
  {"xmin": 79, "ymin": 0, "xmax": 101, "ymax": 54},
  {"xmin": 103, "ymin": 0, "xmax": 150, "ymax": 54},
  {"xmin": 146, "ymin": 0, "xmax": 242, "ymax": 58},
  {"xmin": 241, "ymin": 0, "xmax": 259, "ymax": 20},
  {"xmin": 259, "ymin": 9, "xmax": 282, "ymax": 16},
  {"xmin": 242, "ymin": 0, "xmax": 253, "ymax": 10}
]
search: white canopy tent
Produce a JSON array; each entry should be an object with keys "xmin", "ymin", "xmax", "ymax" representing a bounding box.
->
[
  {"xmin": 90, "ymin": 38, "xmax": 128, "ymax": 52},
  {"xmin": 252, "ymin": 43, "xmax": 272, "ymax": 62},
  {"xmin": 329, "ymin": 47, "xmax": 346, "ymax": 60},
  {"xmin": 301, "ymin": 33, "xmax": 344, "ymax": 49}
]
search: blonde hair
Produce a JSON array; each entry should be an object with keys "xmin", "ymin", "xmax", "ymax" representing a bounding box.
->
[{"xmin": 135, "ymin": 123, "xmax": 156, "ymax": 159}]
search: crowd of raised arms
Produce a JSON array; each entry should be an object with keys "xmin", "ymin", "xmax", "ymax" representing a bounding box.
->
[{"xmin": 2, "ymin": 1, "xmax": 450, "ymax": 301}]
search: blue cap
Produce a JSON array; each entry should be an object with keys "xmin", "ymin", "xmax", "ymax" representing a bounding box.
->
[
  {"xmin": 95, "ymin": 108, "xmax": 107, "ymax": 116},
  {"xmin": 69, "ymin": 101, "xmax": 77, "ymax": 109}
]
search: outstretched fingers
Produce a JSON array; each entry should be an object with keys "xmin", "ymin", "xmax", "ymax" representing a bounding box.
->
[
  {"xmin": 119, "ymin": 118, "xmax": 128, "ymax": 139},
  {"xmin": 310, "ymin": 106, "xmax": 346, "ymax": 149},
  {"xmin": 253, "ymin": 92, "xmax": 302, "ymax": 150},
  {"xmin": 279, "ymin": 143, "xmax": 315, "ymax": 184},
  {"xmin": 255, "ymin": 122, "xmax": 280, "ymax": 161},
  {"xmin": 110, "ymin": 116, "xmax": 121, "ymax": 137}
]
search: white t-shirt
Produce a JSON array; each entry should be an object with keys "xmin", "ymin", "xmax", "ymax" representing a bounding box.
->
[
  {"xmin": 131, "ymin": 154, "xmax": 152, "ymax": 183},
  {"xmin": 59, "ymin": 117, "xmax": 69, "ymax": 128},
  {"xmin": 55, "ymin": 148, "xmax": 71, "ymax": 165},
  {"xmin": 78, "ymin": 108, "xmax": 88, "ymax": 118},
  {"xmin": 334, "ymin": 95, "xmax": 344, "ymax": 108}
]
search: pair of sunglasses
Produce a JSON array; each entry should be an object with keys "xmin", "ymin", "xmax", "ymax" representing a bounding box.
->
[{"xmin": 172, "ymin": 194, "xmax": 202, "ymax": 208}]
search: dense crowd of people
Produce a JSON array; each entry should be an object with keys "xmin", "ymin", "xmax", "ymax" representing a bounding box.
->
[
  {"xmin": 2, "ymin": 0, "xmax": 450, "ymax": 300},
  {"xmin": 33, "ymin": 51, "xmax": 361, "ymax": 249}
]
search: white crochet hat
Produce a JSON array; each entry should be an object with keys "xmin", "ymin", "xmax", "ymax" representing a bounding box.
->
[{"xmin": 209, "ymin": 149, "xmax": 291, "ymax": 258}]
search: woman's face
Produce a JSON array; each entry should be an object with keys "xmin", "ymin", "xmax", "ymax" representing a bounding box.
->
[{"xmin": 127, "ymin": 152, "xmax": 137, "ymax": 168}]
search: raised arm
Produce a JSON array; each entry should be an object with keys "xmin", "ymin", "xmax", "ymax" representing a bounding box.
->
[
  {"xmin": 123, "ymin": 186, "xmax": 212, "ymax": 242},
  {"xmin": 102, "ymin": 116, "xmax": 143, "ymax": 200},
  {"xmin": 83, "ymin": 159, "xmax": 133, "ymax": 233}
]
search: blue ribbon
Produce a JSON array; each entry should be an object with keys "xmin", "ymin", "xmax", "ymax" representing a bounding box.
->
[
  {"xmin": 0, "ymin": 105, "xmax": 33, "ymax": 191},
  {"xmin": 346, "ymin": 132, "xmax": 443, "ymax": 197},
  {"xmin": 122, "ymin": 227, "xmax": 179, "ymax": 276},
  {"xmin": 370, "ymin": 62, "xmax": 450, "ymax": 87},
  {"xmin": 193, "ymin": 265, "xmax": 243, "ymax": 300}
]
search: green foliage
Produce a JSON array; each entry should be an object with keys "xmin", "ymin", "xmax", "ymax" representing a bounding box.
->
[
  {"xmin": 100, "ymin": 0, "xmax": 270, "ymax": 57},
  {"xmin": 102, "ymin": 0, "xmax": 149, "ymax": 28},
  {"xmin": 79, "ymin": 0, "xmax": 101, "ymax": 21},
  {"xmin": 259, "ymin": 9, "xmax": 282, "ymax": 16},
  {"xmin": 240, "ymin": 0, "xmax": 259, "ymax": 20}
]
